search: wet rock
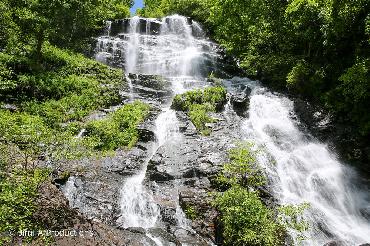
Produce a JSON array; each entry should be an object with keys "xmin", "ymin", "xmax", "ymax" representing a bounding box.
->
[
  {"xmin": 178, "ymin": 189, "xmax": 219, "ymax": 243},
  {"xmin": 138, "ymin": 128, "xmax": 156, "ymax": 142},
  {"xmin": 230, "ymin": 88, "xmax": 251, "ymax": 117},
  {"xmin": 147, "ymin": 228, "xmax": 180, "ymax": 246},
  {"xmin": 126, "ymin": 227, "xmax": 146, "ymax": 234},
  {"xmin": 129, "ymin": 74, "xmax": 170, "ymax": 90},
  {"xmin": 172, "ymin": 228, "xmax": 210, "ymax": 246},
  {"xmin": 293, "ymin": 97, "xmax": 370, "ymax": 176},
  {"xmin": 31, "ymin": 182, "xmax": 157, "ymax": 246},
  {"xmin": 52, "ymin": 169, "xmax": 71, "ymax": 187},
  {"xmin": 103, "ymin": 148, "xmax": 147, "ymax": 176},
  {"xmin": 147, "ymin": 161, "xmax": 176, "ymax": 181},
  {"xmin": 323, "ymin": 241, "xmax": 346, "ymax": 246},
  {"xmin": 160, "ymin": 206, "xmax": 177, "ymax": 226},
  {"xmin": 34, "ymin": 182, "xmax": 83, "ymax": 230},
  {"xmin": 57, "ymin": 145, "xmax": 151, "ymax": 225}
]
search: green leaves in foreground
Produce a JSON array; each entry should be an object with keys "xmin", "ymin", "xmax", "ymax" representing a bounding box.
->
[
  {"xmin": 0, "ymin": 168, "xmax": 49, "ymax": 244},
  {"xmin": 216, "ymin": 142, "xmax": 266, "ymax": 190},
  {"xmin": 172, "ymin": 86, "xmax": 227, "ymax": 135}
]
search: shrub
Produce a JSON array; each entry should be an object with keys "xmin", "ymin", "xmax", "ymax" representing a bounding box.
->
[
  {"xmin": 172, "ymin": 86, "xmax": 227, "ymax": 112},
  {"xmin": 217, "ymin": 142, "xmax": 266, "ymax": 190},
  {"xmin": 188, "ymin": 103, "xmax": 215, "ymax": 136},
  {"xmin": 172, "ymin": 86, "xmax": 227, "ymax": 135},
  {"xmin": 86, "ymin": 101, "xmax": 150, "ymax": 151},
  {"xmin": 214, "ymin": 143, "xmax": 308, "ymax": 245},
  {"xmin": 214, "ymin": 187, "xmax": 285, "ymax": 246},
  {"xmin": 0, "ymin": 110, "xmax": 52, "ymax": 168}
]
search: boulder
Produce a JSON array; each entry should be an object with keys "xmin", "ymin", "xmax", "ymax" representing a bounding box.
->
[
  {"xmin": 138, "ymin": 128, "xmax": 156, "ymax": 142},
  {"xmin": 230, "ymin": 87, "xmax": 251, "ymax": 117}
]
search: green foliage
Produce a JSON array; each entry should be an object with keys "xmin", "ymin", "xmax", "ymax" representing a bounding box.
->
[
  {"xmin": 86, "ymin": 101, "xmax": 150, "ymax": 151},
  {"xmin": 188, "ymin": 103, "xmax": 215, "ymax": 136},
  {"xmin": 213, "ymin": 143, "xmax": 309, "ymax": 245},
  {"xmin": 217, "ymin": 142, "xmax": 266, "ymax": 190},
  {"xmin": 1, "ymin": 44, "xmax": 123, "ymax": 103},
  {"xmin": 278, "ymin": 203, "xmax": 310, "ymax": 242},
  {"xmin": 0, "ymin": 110, "xmax": 52, "ymax": 168},
  {"xmin": 0, "ymin": 168, "xmax": 49, "ymax": 244},
  {"xmin": 0, "ymin": 0, "xmax": 132, "ymax": 56},
  {"xmin": 172, "ymin": 86, "xmax": 227, "ymax": 112},
  {"xmin": 214, "ymin": 188, "xmax": 284, "ymax": 246},
  {"xmin": 333, "ymin": 58, "xmax": 370, "ymax": 135},
  {"xmin": 0, "ymin": 3, "xmax": 134, "ymax": 243},
  {"xmin": 183, "ymin": 203, "xmax": 198, "ymax": 220},
  {"xmin": 141, "ymin": 0, "xmax": 212, "ymax": 25},
  {"xmin": 171, "ymin": 86, "xmax": 226, "ymax": 135}
]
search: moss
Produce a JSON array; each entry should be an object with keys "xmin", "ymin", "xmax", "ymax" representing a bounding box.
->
[
  {"xmin": 183, "ymin": 204, "xmax": 198, "ymax": 220},
  {"xmin": 172, "ymin": 86, "xmax": 227, "ymax": 112}
]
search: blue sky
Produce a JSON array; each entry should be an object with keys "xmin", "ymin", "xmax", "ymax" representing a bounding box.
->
[{"xmin": 130, "ymin": 0, "xmax": 144, "ymax": 15}]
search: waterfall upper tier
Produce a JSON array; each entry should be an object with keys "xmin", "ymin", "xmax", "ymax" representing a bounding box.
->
[{"xmin": 95, "ymin": 15, "xmax": 241, "ymax": 78}]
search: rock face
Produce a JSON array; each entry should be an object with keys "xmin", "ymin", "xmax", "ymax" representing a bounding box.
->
[
  {"xmin": 230, "ymin": 87, "xmax": 251, "ymax": 117},
  {"xmin": 52, "ymin": 74, "xmax": 275, "ymax": 245},
  {"xmin": 293, "ymin": 97, "xmax": 370, "ymax": 177},
  {"xmin": 30, "ymin": 182, "xmax": 159, "ymax": 246},
  {"xmin": 143, "ymin": 98, "xmax": 243, "ymax": 244}
]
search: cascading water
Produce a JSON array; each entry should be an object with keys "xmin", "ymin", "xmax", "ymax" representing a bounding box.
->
[
  {"xmin": 97, "ymin": 15, "xmax": 217, "ymax": 230},
  {"xmin": 241, "ymin": 86, "xmax": 370, "ymax": 245},
  {"xmin": 94, "ymin": 15, "xmax": 370, "ymax": 245}
]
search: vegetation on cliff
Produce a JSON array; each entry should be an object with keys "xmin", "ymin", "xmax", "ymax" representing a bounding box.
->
[{"xmin": 171, "ymin": 86, "xmax": 227, "ymax": 135}]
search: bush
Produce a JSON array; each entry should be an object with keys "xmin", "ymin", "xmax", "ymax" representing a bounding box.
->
[
  {"xmin": 1, "ymin": 44, "xmax": 123, "ymax": 104},
  {"xmin": 172, "ymin": 86, "xmax": 227, "ymax": 112},
  {"xmin": 171, "ymin": 86, "xmax": 227, "ymax": 135},
  {"xmin": 214, "ymin": 187, "xmax": 284, "ymax": 246},
  {"xmin": 216, "ymin": 142, "xmax": 266, "ymax": 190},
  {"xmin": 213, "ymin": 143, "xmax": 308, "ymax": 245},
  {"xmin": 86, "ymin": 101, "xmax": 150, "ymax": 151},
  {"xmin": 0, "ymin": 110, "xmax": 52, "ymax": 167},
  {"xmin": 188, "ymin": 103, "xmax": 215, "ymax": 136}
]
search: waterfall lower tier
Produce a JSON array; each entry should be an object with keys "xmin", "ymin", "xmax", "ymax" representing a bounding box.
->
[
  {"xmin": 242, "ymin": 87, "xmax": 370, "ymax": 245},
  {"xmin": 119, "ymin": 108, "xmax": 181, "ymax": 228}
]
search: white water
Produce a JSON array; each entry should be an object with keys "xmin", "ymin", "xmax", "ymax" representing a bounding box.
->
[
  {"xmin": 241, "ymin": 86, "xmax": 370, "ymax": 245},
  {"xmin": 95, "ymin": 15, "xmax": 370, "ymax": 245},
  {"xmin": 110, "ymin": 15, "xmax": 215, "ymax": 229}
]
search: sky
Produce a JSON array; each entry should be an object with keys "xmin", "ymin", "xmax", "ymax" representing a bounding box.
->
[{"xmin": 130, "ymin": 0, "xmax": 144, "ymax": 15}]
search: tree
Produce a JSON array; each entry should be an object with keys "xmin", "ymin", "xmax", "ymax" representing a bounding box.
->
[{"xmin": 3, "ymin": 0, "xmax": 132, "ymax": 60}]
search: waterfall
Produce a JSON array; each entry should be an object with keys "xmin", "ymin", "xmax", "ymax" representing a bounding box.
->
[
  {"xmin": 107, "ymin": 15, "xmax": 214, "ymax": 229},
  {"xmin": 94, "ymin": 15, "xmax": 370, "ymax": 245},
  {"xmin": 241, "ymin": 86, "xmax": 370, "ymax": 245}
]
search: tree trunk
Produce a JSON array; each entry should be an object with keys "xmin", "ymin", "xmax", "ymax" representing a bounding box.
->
[{"xmin": 36, "ymin": 29, "xmax": 44, "ymax": 63}]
